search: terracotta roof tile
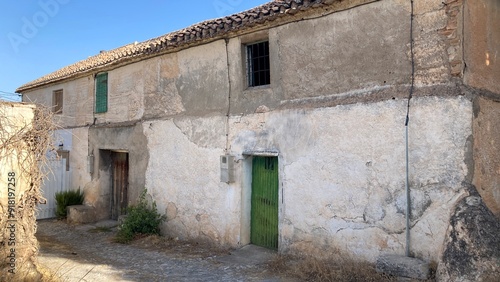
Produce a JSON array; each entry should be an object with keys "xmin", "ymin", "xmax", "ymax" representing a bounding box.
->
[{"xmin": 16, "ymin": 0, "xmax": 355, "ymax": 92}]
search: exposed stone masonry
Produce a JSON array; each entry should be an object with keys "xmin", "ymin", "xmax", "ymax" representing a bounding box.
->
[{"xmin": 439, "ymin": 0, "xmax": 464, "ymax": 77}]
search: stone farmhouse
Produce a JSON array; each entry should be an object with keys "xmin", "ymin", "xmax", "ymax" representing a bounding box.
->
[{"xmin": 17, "ymin": 0, "xmax": 499, "ymax": 266}]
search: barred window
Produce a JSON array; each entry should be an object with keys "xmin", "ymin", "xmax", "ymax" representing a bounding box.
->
[{"xmin": 247, "ymin": 41, "xmax": 270, "ymax": 87}]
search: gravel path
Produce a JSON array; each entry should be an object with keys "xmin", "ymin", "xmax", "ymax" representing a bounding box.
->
[{"xmin": 35, "ymin": 220, "xmax": 287, "ymax": 282}]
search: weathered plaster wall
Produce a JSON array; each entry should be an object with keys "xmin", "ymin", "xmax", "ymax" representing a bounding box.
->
[
  {"xmin": 22, "ymin": 76, "xmax": 93, "ymax": 128},
  {"xmin": 176, "ymin": 40, "xmax": 229, "ymax": 116},
  {"xmin": 465, "ymin": 0, "xmax": 500, "ymax": 217},
  {"xmin": 143, "ymin": 54, "xmax": 185, "ymax": 119},
  {"xmin": 143, "ymin": 94, "xmax": 471, "ymax": 260},
  {"xmin": 142, "ymin": 40, "xmax": 229, "ymax": 119},
  {"xmin": 229, "ymin": 96, "xmax": 471, "ymax": 261},
  {"xmin": 227, "ymin": 30, "xmax": 281, "ymax": 115},
  {"xmin": 144, "ymin": 116, "xmax": 237, "ymax": 245},
  {"xmin": 226, "ymin": 0, "xmax": 456, "ymax": 115},
  {"xmin": 473, "ymin": 96, "xmax": 500, "ymax": 217},
  {"xmin": 227, "ymin": 1, "xmax": 414, "ymax": 115},
  {"xmin": 96, "ymin": 61, "xmax": 146, "ymax": 124},
  {"xmin": 125, "ymin": 0, "xmax": 472, "ymax": 260},
  {"xmin": 392, "ymin": 0, "xmax": 463, "ymax": 85},
  {"xmin": 69, "ymin": 127, "xmax": 91, "ymax": 190},
  {"xmin": 85, "ymin": 124, "xmax": 148, "ymax": 220},
  {"xmin": 464, "ymin": 0, "xmax": 500, "ymax": 94},
  {"xmin": 277, "ymin": 0, "xmax": 410, "ymax": 99},
  {"xmin": 16, "ymin": 0, "xmax": 479, "ymax": 263}
]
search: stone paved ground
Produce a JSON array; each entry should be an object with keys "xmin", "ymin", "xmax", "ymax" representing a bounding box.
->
[{"xmin": 36, "ymin": 220, "xmax": 289, "ymax": 282}]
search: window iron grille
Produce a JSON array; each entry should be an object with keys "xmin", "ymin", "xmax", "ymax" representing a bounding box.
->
[{"xmin": 247, "ymin": 41, "xmax": 270, "ymax": 87}]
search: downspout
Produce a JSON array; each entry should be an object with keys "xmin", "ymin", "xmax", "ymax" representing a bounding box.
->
[
  {"xmin": 405, "ymin": 0, "xmax": 416, "ymax": 257},
  {"xmin": 89, "ymin": 74, "xmax": 96, "ymax": 178},
  {"xmin": 224, "ymin": 38, "xmax": 232, "ymax": 154}
]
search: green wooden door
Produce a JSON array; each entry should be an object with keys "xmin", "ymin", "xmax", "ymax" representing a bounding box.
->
[{"xmin": 251, "ymin": 156, "xmax": 279, "ymax": 250}]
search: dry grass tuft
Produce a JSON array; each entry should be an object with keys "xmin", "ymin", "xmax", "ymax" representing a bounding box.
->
[{"xmin": 268, "ymin": 253, "xmax": 397, "ymax": 282}]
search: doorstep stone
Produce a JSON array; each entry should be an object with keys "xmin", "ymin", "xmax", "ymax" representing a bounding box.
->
[
  {"xmin": 67, "ymin": 205, "xmax": 96, "ymax": 224},
  {"xmin": 376, "ymin": 254, "xmax": 430, "ymax": 280}
]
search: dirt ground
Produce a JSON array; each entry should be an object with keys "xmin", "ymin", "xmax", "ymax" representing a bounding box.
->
[
  {"xmin": 35, "ymin": 219, "xmax": 287, "ymax": 282},
  {"xmin": 34, "ymin": 220, "xmax": 410, "ymax": 282}
]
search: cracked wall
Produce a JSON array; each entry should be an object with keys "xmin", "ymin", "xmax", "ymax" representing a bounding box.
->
[
  {"xmin": 85, "ymin": 124, "xmax": 149, "ymax": 220},
  {"xmin": 17, "ymin": 0, "xmax": 482, "ymax": 263},
  {"xmin": 138, "ymin": 0, "xmax": 473, "ymax": 260},
  {"xmin": 231, "ymin": 96, "xmax": 471, "ymax": 261},
  {"xmin": 144, "ymin": 117, "xmax": 238, "ymax": 245},
  {"xmin": 143, "ymin": 94, "xmax": 472, "ymax": 260}
]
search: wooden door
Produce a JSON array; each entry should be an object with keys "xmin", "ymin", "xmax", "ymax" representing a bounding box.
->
[{"xmin": 111, "ymin": 152, "xmax": 128, "ymax": 220}]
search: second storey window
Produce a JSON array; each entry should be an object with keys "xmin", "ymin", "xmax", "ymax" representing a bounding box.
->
[
  {"xmin": 95, "ymin": 72, "xmax": 108, "ymax": 113},
  {"xmin": 53, "ymin": 89, "xmax": 63, "ymax": 114},
  {"xmin": 247, "ymin": 41, "xmax": 270, "ymax": 87}
]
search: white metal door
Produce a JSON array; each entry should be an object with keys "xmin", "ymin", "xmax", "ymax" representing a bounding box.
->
[{"xmin": 37, "ymin": 159, "xmax": 71, "ymax": 219}]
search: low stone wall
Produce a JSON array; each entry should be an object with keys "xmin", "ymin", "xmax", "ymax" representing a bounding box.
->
[{"xmin": 67, "ymin": 205, "xmax": 97, "ymax": 224}]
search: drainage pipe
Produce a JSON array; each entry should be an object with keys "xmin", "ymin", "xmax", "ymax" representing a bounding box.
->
[
  {"xmin": 405, "ymin": 123, "xmax": 411, "ymax": 257},
  {"xmin": 224, "ymin": 38, "xmax": 232, "ymax": 154},
  {"xmin": 405, "ymin": 0, "xmax": 416, "ymax": 257}
]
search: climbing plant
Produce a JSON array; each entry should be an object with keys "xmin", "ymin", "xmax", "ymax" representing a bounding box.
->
[{"xmin": 0, "ymin": 103, "xmax": 56, "ymax": 280}]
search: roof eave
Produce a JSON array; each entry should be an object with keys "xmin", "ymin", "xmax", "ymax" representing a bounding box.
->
[{"xmin": 17, "ymin": 0, "xmax": 379, "ymax": 93}]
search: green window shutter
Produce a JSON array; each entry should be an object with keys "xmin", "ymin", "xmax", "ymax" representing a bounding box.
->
[{"xmin": 95, "ymin": 73, "xmax": 108, "ymax": 113}]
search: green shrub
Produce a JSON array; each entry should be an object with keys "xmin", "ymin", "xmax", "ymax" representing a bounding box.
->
[
  {"xmin": 55, "ymin": 188, "xmax": 84, "ymax": 218},
  {"xmin": 115, "ymin": 190, "xmax": 166, "ymax": 243}
]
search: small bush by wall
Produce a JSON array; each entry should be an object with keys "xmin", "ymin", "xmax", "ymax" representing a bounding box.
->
[{"xmin": 115, "ymin": 190, "xmax": 166, "ymax": 243}]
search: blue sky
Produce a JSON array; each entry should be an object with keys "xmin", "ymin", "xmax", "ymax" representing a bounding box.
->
[{"xmin": 0, "ymin": 0, "xmax": 269, "ymax": 101}]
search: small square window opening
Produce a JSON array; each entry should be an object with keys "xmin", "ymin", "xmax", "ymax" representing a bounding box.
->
[
  {"xmin": 53, "ymin": 89, "xmax": 63, "ymax": 114},
  {"xmin": 247, "ymin": 41, "xmax": 270, "ymax": 87}
]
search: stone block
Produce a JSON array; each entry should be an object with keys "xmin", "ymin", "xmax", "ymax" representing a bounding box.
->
[
  {"xmin": 437, "ymin": 190, "xmax": 500, "ymax": 281},
  {"xmin": 376, "ymin": 254, "xmax": 430, "ymax": 280},
  {"xmin": 67, "ymin": 205, "xmax": 96, "ymax": 224}
]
